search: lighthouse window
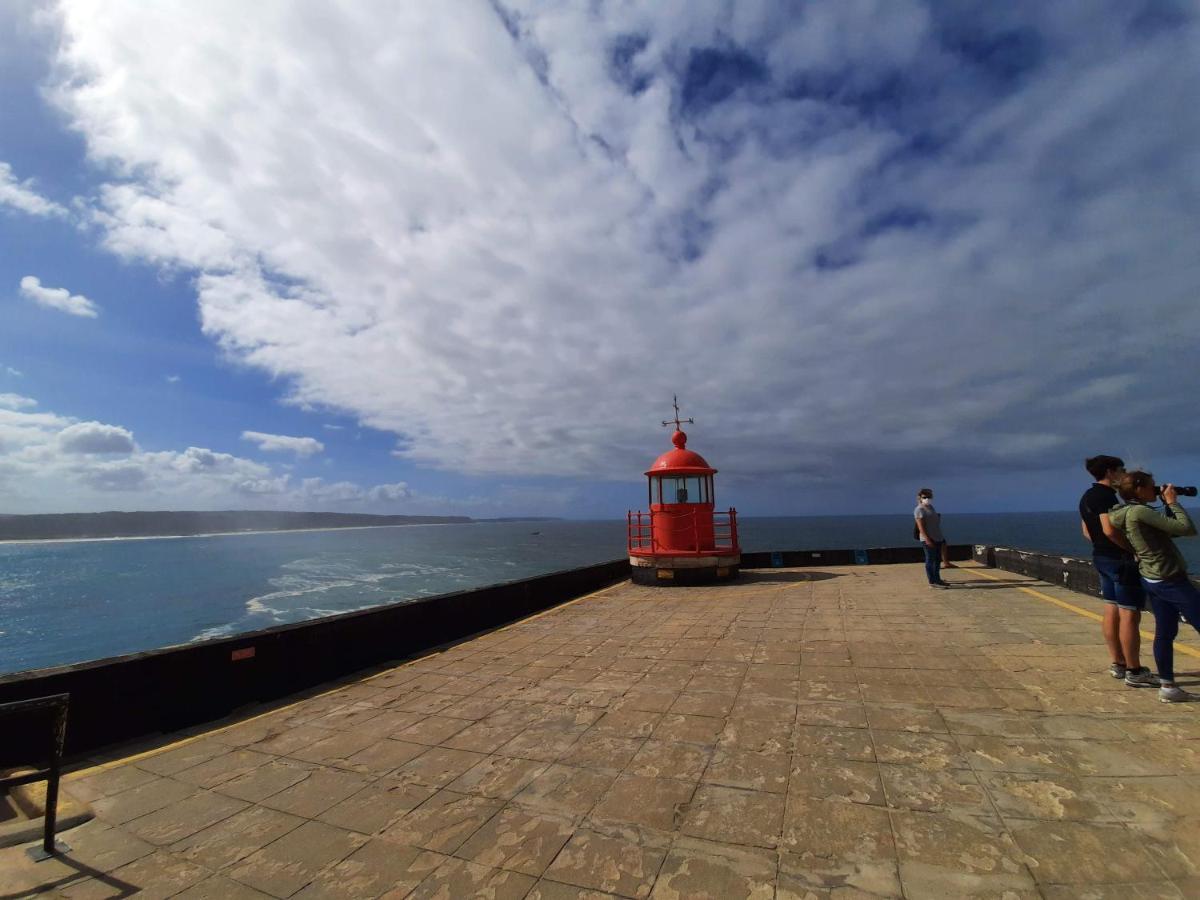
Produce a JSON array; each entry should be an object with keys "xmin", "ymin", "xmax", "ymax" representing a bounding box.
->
[{"xmin": 655, "ymin": 475, "xmax": 709, "ymax": 504}]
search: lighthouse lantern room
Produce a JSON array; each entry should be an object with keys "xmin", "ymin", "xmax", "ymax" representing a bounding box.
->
[{"xmin": 627, "ymin": 397, "xmax": 741, "ymax": 585}]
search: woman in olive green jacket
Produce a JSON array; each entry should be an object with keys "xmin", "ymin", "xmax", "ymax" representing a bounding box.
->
[{"xmin": 1110, "ymin": 472, "xmax": 1200, "ymax": 703}]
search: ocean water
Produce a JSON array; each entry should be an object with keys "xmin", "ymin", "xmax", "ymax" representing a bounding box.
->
[{"xmin": 2, "ymin": 512, "xmax": 1196, "ymax": 676}]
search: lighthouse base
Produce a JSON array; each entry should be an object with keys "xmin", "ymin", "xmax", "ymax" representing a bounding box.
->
[{"xmin": 628, "ymin": 554, "xmax": 740, "ymax": 586}]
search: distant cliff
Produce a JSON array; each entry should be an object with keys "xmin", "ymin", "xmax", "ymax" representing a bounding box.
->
[{"xmin": 0, "ymin": 510, "xmax": 474, "ymax": 541}]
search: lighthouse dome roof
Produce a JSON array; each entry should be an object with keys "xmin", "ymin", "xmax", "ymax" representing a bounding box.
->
[{"xmin": 646, "ymin": 430, "xmax": 717, "ymax": 475}]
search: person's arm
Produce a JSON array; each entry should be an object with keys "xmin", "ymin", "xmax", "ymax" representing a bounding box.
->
[
  {"xmin": 1099, "ymin": 513, "xmax": 1134, "ymax": 552},
  {"xmin": 1081, "ymin": 518, "xmax": 1091, "ymax": 543},
  {"xmin": 1131, "ymin": 497, "xmax": 1197, "ymax": 538}
]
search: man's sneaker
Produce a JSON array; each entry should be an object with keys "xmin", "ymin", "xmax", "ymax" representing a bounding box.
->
[
  {"xmin": 929, "ymin": 582, "xmax": 949, "ymax": 590},
  {"xmin": 1159, "ymin": 685, "xmax": 1198, "ymax": 703},
  {"xmin": 1109, "ymin": 663, "xmax": 1127, "ymax": 679},
  {"xmin": 1124, "ymin": 667, "xmax": 1159, "ymax": 688}
]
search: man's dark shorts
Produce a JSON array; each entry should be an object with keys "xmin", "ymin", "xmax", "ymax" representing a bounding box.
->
[{"xmin": 1093, "ymin": 556, "xmax": 1146, "ymax": 611}]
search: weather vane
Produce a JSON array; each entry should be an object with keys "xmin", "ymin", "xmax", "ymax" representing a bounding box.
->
[{"xmin": 661, "ymin": 395, "xmax": 694, "ymax": 431}]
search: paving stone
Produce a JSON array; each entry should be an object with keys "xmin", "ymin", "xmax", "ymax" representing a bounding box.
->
[
  {"xmin": 64, "ymin": 764, "xmax": 160, "ymax": 803},
  {"xmin": 439, "ymin": 718, "xmax": 529, "ymax": 753},
  {"xmin": 793, "ymin": 724, "xmax": 876, "ymax": 761},
  {"xmin": 863, "ymin": 703, "xmax": 948, "ymax": 734},
  {"xmin": 702, "ymin": 748, "xmax": 789, "ymax": 793},
  {"xmin": 777, "ymin": 800, "xmax": 900, "ymax": 896},
  {"xmin": 89, "ymin": 774, "xmax": 197, "ymax": 824},
  {"xmin": 718, "ymin": 717, "xmax": 792, "ymax": 755},
  {"xmin": 1038, "ymin": 882, "xmax": 1187, "ymax": 900},
  {"xmin": 292, "ymin": 840, "xmax": 443, "ymax": 899},
  {"xmin": 512, "ymin": 764, "xmax": 616, "ymax": 818},
  {"xmin": 228, "ymin": 819, "xmax": 366, "ymax": 897},
  {"xmin": 248, "ymin": 723, "xmax": 336, "ymax": 756},
  {"xmin": 53, "ymin": 820, "xmax": 156, "ymax": 872},
  {"xmin": 390, "ymin": 713, "xmax": 471, "ymax": 746},
  {"xmin": 1009, "ymin": 819, "xmax": 1166, "ymax": 885},
  {"xmin": 448, "ymin": 754, "xmax": 551, "ymax": 800},
  {"xmin": 794, "ymin": 700, "xmax": 868, "ymax": 729},
  {"xmin": 288, "ymin": 730, "xmax": 380, "ymax": 767},
  {"xmin": 83, "ymin": 849, "xmax": 209, "ymax": 900},
  {"xmin": 392, "ymin": 745, "xmax": 489, "ymax": 787},
  {"xmin": 173, "ymin": 749, "xmax": 276, "ymax": 789},
  {"xmin": 650, "ymin": 838, "xmax": 775, "ymax": 899},
  {"xmin": 870, "ymin": 729, "xmax": 968, "ymax": 770},
  {"xmin": 980, "ymin": 771, "xmax": 1114, "ymax": 821},
  {"xmin": 346, "ymin": 708, "xmax": 423, "ymax": 738},
  {"xmin": 1082, "ymin": 774, "xmax": 1200, "ymax": 827},
  {"xmin": 341, "ymin": 737, "xmax": 429, "ymax": 774},
  {"xmin": 679, "ymin": 785, "xmax": 783, "ymax": 848},
  {"xmin": 174, "ymin": 875, "xmax": 279, "ymax": 899},
  {"xmin": 957, "ymin": 734, "xmax": 1078, "ymax": 775},
  {"xmin": 591, "ymin": 707, "xmax": 664, "ymax": 738},
  {"xmin": 171, "ymin": 804, "xmax": 305, "ymax": 869},
  {"xmin": 620, "ymin": 690, "xmax": 679, "ymax": 713},
  {"xmin": 405, "ymin": 857, "xmax": 537, "ymax": 899},
  {"xmin": 790, "ymin": 755, "xmax": 885, "ymax": 806},
  {"xmin": 380, "ymin": 789, "xmax": 503, "ymax": 853},
  {"xmin": 135, "ymin": 740, "xmax": 228, "ymax": 777},
  {"xmin": 891, "ymin": 808, "xmax": 1037, "ymax": 897},
  {"xmin": 125, "ymin": 790, "xmax": 247, "ymax": 846},
  {"xmin": 259, "ymin": 768, "xmax": 373, "ymax": 818},
  {"xmin": 626, "ymin": 740, "xmax": 710, "ymax": 781},
  {"xmin": 498, "ymin": 725, "xmax": 588, "ymax": 763},
  {"xmin": 455, "ymin": 806, "xmax": 575, "ymax": 876},
  {"xmin": 559, "ymin": 734, "xmax": 645, "ymax": 773},
  {"xmin": 316, "ymin": 777, "xmax": 436, "ymax": 833},
  {"xmin": 214, "ymin": 758, "xmax": 317, "ymax": 803},
  {"xmin": 544, "ymin": 829, "xmax": 666, "ymax": 899},
  {"xmin": 590, "ymin": 774, "xmax": 695, "ymax": 833}
]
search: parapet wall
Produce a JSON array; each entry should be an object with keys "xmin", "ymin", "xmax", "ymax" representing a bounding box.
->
[{"xmin": 972, "ymin": 545, "xmax": 1103, "ymax": 596}]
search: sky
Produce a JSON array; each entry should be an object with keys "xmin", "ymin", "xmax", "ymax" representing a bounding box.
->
[{"xmin": 1, "ymin": 0, "xmax": 1198, "ymax": 519}]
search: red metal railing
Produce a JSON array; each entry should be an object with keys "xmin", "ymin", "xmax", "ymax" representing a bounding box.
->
[
  {"xmin": 628, "ymin": 510, "xmax": 653, "ymax": 551},
  {"xmin": 627, "ymin": 508, "xmax": 738, "ymax": 554}
]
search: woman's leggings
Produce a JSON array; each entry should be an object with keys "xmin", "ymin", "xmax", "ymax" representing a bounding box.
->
[{"xmin": 1144, "ymin": 577, "xmax": 1200, "ymax": 682}]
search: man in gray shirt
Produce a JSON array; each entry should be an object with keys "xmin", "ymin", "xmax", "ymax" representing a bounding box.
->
[{"xmin": 915, "ymin": 488, "xmax": 949, "ymax": 588}]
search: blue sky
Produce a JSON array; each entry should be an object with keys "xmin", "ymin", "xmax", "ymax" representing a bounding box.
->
[{"xmin": 1, "ymin": 1, "xmax": 1198, "ymax": 518}]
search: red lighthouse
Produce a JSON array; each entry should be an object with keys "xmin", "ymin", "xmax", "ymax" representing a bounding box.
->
[{"xmin": 627, "ymin": 397, "xmax": 741, "ymax": 585}]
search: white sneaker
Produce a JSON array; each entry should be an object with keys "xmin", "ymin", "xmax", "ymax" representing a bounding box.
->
[{"xmin": 1159, "ymin": 685, "xmax": 1198, "ymax": 703}]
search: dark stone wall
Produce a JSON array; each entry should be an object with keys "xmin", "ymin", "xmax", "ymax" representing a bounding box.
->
[
  {"xmin": 974, "ymin": 545, "xmax": 1103, "ymax": 597},
  {"xmin": 741, "ymin": 544, "xmax": 972, "ymax": 568}
]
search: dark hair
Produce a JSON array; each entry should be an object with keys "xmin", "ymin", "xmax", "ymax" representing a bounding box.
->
[
  {"xmin": 1085, "ymin": 455, "xmax": 1124, "ymax": 481},
  {"xmin": 917, "ymin": 487, "xmax": 933, "ymax": 498},
  {"xmin": 1117, "ymin": 470, "xmax": 1153, "ymax": 502}
]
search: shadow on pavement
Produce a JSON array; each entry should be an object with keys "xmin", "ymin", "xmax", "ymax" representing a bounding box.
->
[{"xmin": 738, "ymin": 570, "xmax": 841, "ymax": 583}]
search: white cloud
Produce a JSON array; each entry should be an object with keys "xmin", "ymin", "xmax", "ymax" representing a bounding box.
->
[
  {"xmin": 34, "ymin": 1, "xmax": 1200, "ymax": 494},
  {"xmin": 0, "ymin": 393, "xmax": 37, "ymax": 411},
  {"xmin": 165, "ymin": 374, "xmax": 180, "ymax": 383},
  {"xmin": 19, "ymin": 275, "xmax": 100, "ymax": 318},
  {"xmin": 5, "ymin": 367, "xmax": 23, "ymax": 377},
  {"xmin": 0, "ymin": 402, "xmax": 427, "ymax": 512},
  {"xmin": 367, "ymin": 482, "xmax": 410, "ymax": 503},
  {"xmin": 58, "ymin": 421, "xmax": 135, "ymax": 454},
  {"xmin": 241, "ymin": 430, "xmax": 324, "ymax": 457},
  {"xmin": 0, "ymin": 161, "xmax": 66, "ymax": 217}
]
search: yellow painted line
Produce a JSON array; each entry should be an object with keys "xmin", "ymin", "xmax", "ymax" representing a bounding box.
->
[
  {"xmin": 970, "ymin": 568, "xmax": 1200, "ymax": 659},
  {"xmin": 67, "ymin": 578, "xmax": 630, "ymax": 780}
]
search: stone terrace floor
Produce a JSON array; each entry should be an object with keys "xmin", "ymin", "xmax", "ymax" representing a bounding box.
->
[{"xmin": 3, "ymin": 560, "xmax": 1200, "ymax": 899}]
